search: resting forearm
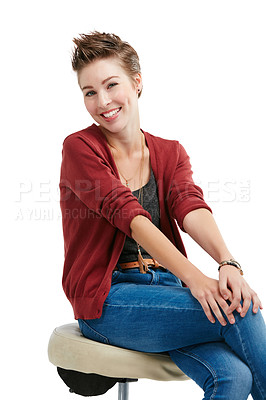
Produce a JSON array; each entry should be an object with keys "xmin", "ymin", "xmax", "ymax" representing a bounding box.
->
[
  {"xmin": 183, "ymin": 208, "xmax": 233, "ymax": 263},
  {"xmin": 130, "ymin": 215, "xmax": 204, "ymax": 286}
]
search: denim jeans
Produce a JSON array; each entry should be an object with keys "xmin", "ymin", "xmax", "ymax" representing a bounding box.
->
[{"xmin": 78, "ymin": 265, "xmax": 266, "ymax": 399}]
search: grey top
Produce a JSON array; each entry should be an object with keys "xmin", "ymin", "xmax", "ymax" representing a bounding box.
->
[{"xmin": 118, "ymin": 168, "xmax": 160, "ymax": 263}]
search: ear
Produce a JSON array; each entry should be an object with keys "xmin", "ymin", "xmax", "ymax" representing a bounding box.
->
[{"xmin": 134, "ymin": 72, "xmax": 142, "ymax": 94}]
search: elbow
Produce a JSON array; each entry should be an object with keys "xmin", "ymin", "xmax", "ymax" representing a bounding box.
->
[
  {"xmin": 182, "ymin": 207, "xmax": 212, "ymax": 233},
  {"xmin": 130, "ymin": 214, "xmax": 150, "ymax": 240}
]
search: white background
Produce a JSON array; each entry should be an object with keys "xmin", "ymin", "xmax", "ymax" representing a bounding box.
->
[{"xmin": 2, "ymin": 1, "xmax": 265, "ymax": 399}]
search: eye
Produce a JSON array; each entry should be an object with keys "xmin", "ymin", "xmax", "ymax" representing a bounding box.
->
[
  {"xmin": 107, "ymin": 82, "xmax": 118, "ymax": 89},
  {"xmin": 85, "ymin": 90, "xmax": 96, "ymax": 97}
]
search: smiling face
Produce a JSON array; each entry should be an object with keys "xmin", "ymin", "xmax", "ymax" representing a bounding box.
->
[{"xmin": 78, "ymin": 57, "xmax": 142, "ymax": 134}]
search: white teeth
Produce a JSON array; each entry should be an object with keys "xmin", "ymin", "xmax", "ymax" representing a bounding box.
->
[{"xmin": 102, "ymin": 108, "xmax": 120, "ymax": 118}]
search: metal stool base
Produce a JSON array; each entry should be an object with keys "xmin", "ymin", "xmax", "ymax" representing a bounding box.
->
[{"xmin": 118, "ymin": 379, "xmax": 138, "ymax": 400}]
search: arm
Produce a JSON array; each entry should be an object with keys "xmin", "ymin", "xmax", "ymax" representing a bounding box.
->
[
  {"xmin": 60, "ymin": 135, "xmax": 152, "ymax": 237},
  {"xmin": 130, "ymin": 215, "xmax": 204, "ymax": 287},
  {"xmin": 130, "ymin": 213, "xmax": 262, "ymax": 325},
  {"xmin": 183, "ymin": 208, "xmax": 233, "ymax": 263},
  {"xmin": 183, "ymin": 208, "xmax": 262, "ymax": 316},
  {"xmin": 166, "ymin": 141, "xmax": 261, "ymax": 318},
  {"xmin": 130, "ymin": 214, "xmax": 235, "ymax": 325}
]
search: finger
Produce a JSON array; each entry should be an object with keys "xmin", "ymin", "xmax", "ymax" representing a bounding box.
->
[
  {"xmin": 226, "ymin": 290, "xmax": 235, "ymax": 305},
  {"xmin": 226, "ymin": 289, "xmax": 242, "ymax": 314},
  {"xmin": 219, "ymin": 274, "xmax": 231, "ymax": 300},
  {"xmin": 251, "ymin": 292, "xmax": 263, "ymax": 314},
  {"xmin": 219, "ymin": 290, "xmax": 240, "ymax": 318},
  {"xmin": 216, "ymin": 297, "xmax": 236, "ymax": 324},
  {"xmin": 240, "ymin": 290, "xmax": 251, "ymax": 317},
  {"xmin": 207, "ymin": 297, "xmax": 227, "ymax": 326},
  {"xmin": 220, "ymin": 288, "xmax": 235, "ymax": 305},
  {"xmin": 227, "ymin": 288, "xmax": 242, "ymax": 314},
  {"xmin": 221, "ymin": 287, "xmax": 242, "ymax": 315},
  {"xmin": 199, "ymin": 299, "xmax": 216, "ymax": 324},
  {"xmin": 236, "ymin": 305, "xmax": 242, "ymax": 313}
]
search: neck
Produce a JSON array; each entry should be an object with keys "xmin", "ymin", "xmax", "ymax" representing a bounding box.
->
[{"xmin": 99, "ymin": 124, "xmax": 142, "ymax": 158}]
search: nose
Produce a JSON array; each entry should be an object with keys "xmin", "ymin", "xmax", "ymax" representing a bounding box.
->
[{"xmin": 97, "ymin": 90, "xmax": 111, "ymax": 109}]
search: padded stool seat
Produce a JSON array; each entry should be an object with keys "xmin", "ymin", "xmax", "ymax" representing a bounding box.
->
[{"xmin": 48, "ymin": 323, "xmax": 188, "ymax": 398}]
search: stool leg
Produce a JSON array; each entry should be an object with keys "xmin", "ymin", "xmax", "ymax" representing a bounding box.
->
[{"xmin": 118, "ymin": 381, "xmax": 129, "ymax": 400}]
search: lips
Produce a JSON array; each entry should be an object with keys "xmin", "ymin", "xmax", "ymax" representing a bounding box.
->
[{"xmin": 100, "ymin": 107, "xmax": 121, "ymax": 120}]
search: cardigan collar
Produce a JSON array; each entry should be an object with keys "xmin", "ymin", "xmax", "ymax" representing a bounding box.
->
[{"xmin": 89, "ymin": 123, "xmax": 158, "ymax": 185}]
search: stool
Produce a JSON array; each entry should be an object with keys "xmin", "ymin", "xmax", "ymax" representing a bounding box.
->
[{"xmin": 48, "ymin": 323, "xmax": 189, "ymax": 399}]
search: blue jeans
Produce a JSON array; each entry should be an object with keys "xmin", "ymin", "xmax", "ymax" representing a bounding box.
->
[{"xmin": 78, "ymin": 266, "xmax": 266, "ymax": 399}]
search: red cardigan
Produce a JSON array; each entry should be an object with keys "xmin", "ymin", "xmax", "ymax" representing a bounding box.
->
[{"xmin": 60, "ymin": 124, "xmax": 212, "ymax": 319}]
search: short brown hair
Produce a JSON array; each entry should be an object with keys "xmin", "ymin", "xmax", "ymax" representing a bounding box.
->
[{"xmin": 71, "ymin": 31, "xmax": 142, "ymax": 97}]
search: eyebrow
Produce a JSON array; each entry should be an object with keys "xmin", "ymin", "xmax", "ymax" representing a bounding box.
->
[{"xmin": 81, "ymin": 76, "xmax": 119, "ymax": 91}]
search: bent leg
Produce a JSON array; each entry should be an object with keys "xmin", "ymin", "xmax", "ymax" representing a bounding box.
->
[
  {"xmin": 221, "ymin": 304, "xmax": 266, "ymax": 400},
  {"xmin": 169, "ymin": 342, "xmax": 252, "ymax": 400},
  {"xmin": 80, "ymin": 280, "xmax": 266, "ymax": 398}
]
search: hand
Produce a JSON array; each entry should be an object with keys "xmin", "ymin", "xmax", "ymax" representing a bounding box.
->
[
  {"xmin": 219, "ymin": 265, "xmax": 263, "ymax": 318},
  {"xmin": 189, "ymin": 272, "xmax": 234, "ymax": 326}
]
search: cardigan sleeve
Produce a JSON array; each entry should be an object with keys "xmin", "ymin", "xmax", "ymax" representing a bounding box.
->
[
  {"xmin": 59, "ymin": 135, "xmax": 152, "ymax": 238},
  {"xmin": 168, "ymin": 142, "xmax": 212, "ymax": 231}
]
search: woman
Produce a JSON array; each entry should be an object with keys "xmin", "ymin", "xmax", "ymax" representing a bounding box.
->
[{"xmin": 60, "ymin": 31, "xmax": 266, "ymax": 399}]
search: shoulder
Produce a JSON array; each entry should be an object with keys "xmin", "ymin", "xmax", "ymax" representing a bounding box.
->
[
  {"xmin": 63, "ymin": 124, "xmax": 101, "ymax": 147},
  {"xmin": 62, "ymin": 124, "xmax": 109, "ymax": 158},
  {"xmin": 143, "ymin": 129, "xmax": 184, "ymax": 157}
]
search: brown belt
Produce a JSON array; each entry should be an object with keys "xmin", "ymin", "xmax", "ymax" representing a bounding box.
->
[{"xmin": 114, "ymin": 258, "xmax": 166, "ymax": 274}]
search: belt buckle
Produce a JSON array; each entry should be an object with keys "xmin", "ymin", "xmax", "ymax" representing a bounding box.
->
[
  {"xmin": 138, "ymin": 263, "xmax": 149, "ymax": 274},
  {"xmin": 137, "ymin": 258, "xmax": 150, "ymax": 274}
]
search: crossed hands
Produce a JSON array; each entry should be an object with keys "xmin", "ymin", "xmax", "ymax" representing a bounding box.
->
[{"xmin": 189, "ymin": 265, "xmax": 263, "ymax": 326}]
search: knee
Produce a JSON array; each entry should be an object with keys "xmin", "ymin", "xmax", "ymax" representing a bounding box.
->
[
  {"xmin": 235, "ymin": 299, "xmax": 263, "ymax": 327},
  {"xmin": 207, "ymin": 360, "xmax": 253, "ymax": 398},
  {"xmin": 230, "ymin": 362, "xmax": 253, "ymax": 394}
]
